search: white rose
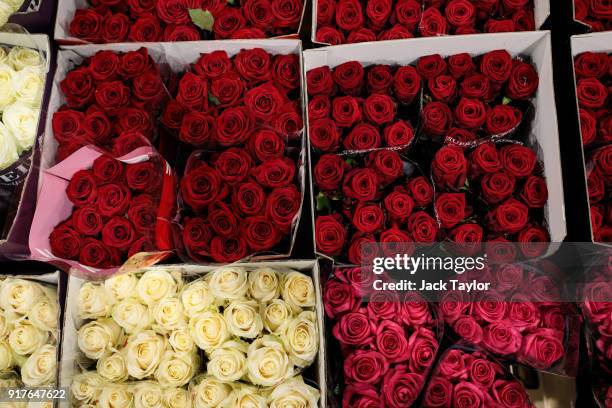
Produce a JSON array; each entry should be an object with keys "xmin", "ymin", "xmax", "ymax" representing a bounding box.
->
[
  {"xmin": 99, "ymin": 384, "xmax": 133, "ymax": 408},
  {"xmin": 112, "ymin": 299, "xmax": 153, "ymax": 334},
  {"xmin": 12, "ymin": 66, "xmax": 43, "ymax": 107},
  {"xmin": 71, "ymin": 372, "xmax": 105, "ymax": 403},
  {"xmin": 4, "ymin": 0, "xmax": 25, "ymax": 10},
  {"xmin": 263, "ymin": 299, "xmax": 293, "ymax": 333},
  {"xmin": 27, "ymin": 402, "xmax": 53, "ymax": 408},
  {"xmin": 192, "ymin": 376, "xmax": 232, "ymax": 408},
  {"xmin": 246, "ymin": 335, "xmax": 293, "ymax": 387},
  {"xmin": 189, "ymin": 311, "xmax": 229, "ymax": 352},
  {"xmin": 224, "ymin": 300, "xmax": 263, "ymax": 339},
  {"xmin": 3, "ymin": 102, "xmax": 40, "ymax": 152},
  {"xmin": 77, "ymin": 282, "xmax": 113, "ymax": 319},
  {"xmin": 0, "ymin": 310, "xmax": 13, "ymax": 339},
  {"xmin": 208, "ymin": 267, "xmax": 248, "ymax": 300},
  {"xmin": 77, "ymin": 319, "xmax": 124, "ymax": 360},
  {"xmin": 0, "ymin": 4, "xmax": 14, "ymax": 38},
  {"xmin": 280, "ymin": 311, "xmax": 318, "ymax": 368},
  {"xmin": 268, "ymin": 376, "xmax": 320, "ymax": 408},
  {"xmin": 125, "ymin": 330, "xmax": 167, "ymax": 379},
  {"xmin": 168, "ymin": 328, "xmax": 195, "ymax": 354},
  {"xmin": 137, "ymin": 269, "xmax": 178, "ymax": 304},
  {"xmin": 28, "ymin": 297, "xmax": 58, "ymax": 333},
  {"xmin": 181, "ymin": 280, "xmax": 214, "ymax": 317},
  {"xmin": 162, "ymin": 388, "xmax": 191, "ymax": 408},
  {"xmin": 221, "ymin": 386, "xmax": 266, "ymax": 408},
  {"xmin": 207, "ymin": 340, "xmax": 248, "ymax": 383},
  {"xmin": 21, "ymin": 344, "xmax": 56, "ymax": 387},
  {"xmin": 97, "ymin": 352, "xmax": 128, "ymax": 383},
  {"xmin": 153, "ymin": 297, "xmax": 186, "ymax": 333},
  {"xmin": 8, "ymin": 47, "xmax": 44, "ymax": 71},
  {"xmin": 0, "ymin": 278, "xmax": 44, "ymax": 314},
  {"xmin": 282, "ymin": 272, "xmax": 316, "ymax": 312},
  {"xmin": 8, "ymin": 322, "xmax": 47, "ymax": 356},
  {"xmin": 0, "ymin": 339, "xmax": 14, "ymax": 370},
  {"xmin": 105, "ymin": 273, "xmax": 138, "ymax": 302},
  {"xmin": 248, "ymin": 267, "xmax": 280, "ymax": 302},
  {"xmin": 0, "ymin": 63, "xmax": 15, "ymax": 111},
  {"xmin": 155, "ymin": 351, "xmax": 198, "ymax": 387},
  {"xmin": 0, "ymin": 121, "xmax": 18, "ymax": 170},
  {"xmin": 133, "ymin": 382, "xmax": 163, "ymax": 408}
]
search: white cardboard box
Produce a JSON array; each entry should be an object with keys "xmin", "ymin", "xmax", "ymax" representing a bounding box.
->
[
  {"xmin": 59, "ymin": 260, "xmax": 326, "ymax": 408},
  {"xmin": 312, "ymin": 0, "xmax": 551, "ymax": 45},
  {"xmin": 304, "ymin": 31, "xmax": 566, "ymax": 260}
]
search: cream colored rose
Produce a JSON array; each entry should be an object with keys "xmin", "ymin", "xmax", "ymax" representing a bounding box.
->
[
  {"xmin": 248, "ymin": 267, "xmax": 280, "ymax": 302},
  {"xmin": 0, "ymin": 46, "xmax": 9, "ymax": 64},
  {"xmin": 224, "ymin": 300, "xmax": 263, "ymax": 339},
  {"xmin": 125, "ymin": 330, "xmax": 167, "ymax": 379},
  {"xmin": 71, "ymin": 371, "xmax": 105, "ymax": 403},
  {"xmin": 21, "ymin": 344, "xmax": 56, "ymax": 387},
  {"xmin": 246, "ymin": 335, "xmax": 293, "ymax": 387},
  {"xmin": 282, "ymin": 272, "xmax": 316, "ymax": 312},
  {"xmin": 207, "ymin": 340, "xmax": 248, "ymax": 382},
  {"xmin": 162, "ymin": 387, "xmax": 191, "ymax": 408},
  {"xmin": 222, "ymin": 386, "xmax": 266, "ymax": 408},
  {"xmin": 8, "ymin": 47, "xmax": 44, "ymax": 71},
  {"xmin": 153, "ymin": 297, "xmax": 186, "ymax": 333},
  {"xmin": 0, "ymin": 63, "xmax": 15, "ymax": 111},
  {"xmin": 133, "ymin": 382, "xmax": 163, "ymax": 408},
  {"xmin": 77, "ymin": 282, "xmax": 112, "ymax": 319},
  {"xmin": 0, "ymin": 278, "xmax": 44, "ymax": 314},
  {"xmin": 0, "ymin": 121, "xmax": 18, "ymax": 170},
  {"xmin": 12, "ymin": 66, "xmax": 43, "ymax": 107},
  {"xmin": 0, "ymin": 5, "xmax": 14, "ymax": 42},
  {"xmin": 137, "ymin": 269, "xmax": 178, "ymax": 304},
  {"xmin": 99, "ymin": 384, "xmax": 133, "ymax": 408},
  {"xmin": 0, "ymin": 310, "xmax": 13, "ymax": 339},
  {"xmin": 191, "ymin": 376, "xmax": 232, "ymax": 408},
  {"xmin": 155, "ymin": 351, "xmax": 197, "ymax": 387},
  {"xmin": 97, "ymin": 352, "xmax": 128, "ymax": 383},
  {"xmin": 0, "ymin": 339, "xmax": 13, "ymax": 370},
  {"xmin": 168, "ymin": 328, "xmax": 195, "ymax": 354},
  {"xmin": 8, "ymin": 322, "xmax": 47, "ymax": 356},
  {"xmin": 209, "ymin": 267, "xmax": 248, "ymax": 300},
  {"xmin": 4, "ymin": 0, "xmax": 25, "ymax": 10},
  {"xmin": 27, "ymin": 402, "xmax": 54, "ymax": 408},
  {"xmin": 77, "ymin": 319, "xmax": 124, "ymax": 360},
  {"xmin": 268, "ymin": 376, "xmax": 320, "ymax": 408},
  {"xmin": 280, "ymin": 311, "xmax": 318, "ymax": 368},
  {"xmin": 181, "ymin": 280, "xmax": 214, "ymax": 318},
  {"xmin": 28, "ymin": 297, "xmax": 58, "ymax": 332},
  {"xmin": 263, "ymin": 299, "xmax": 293, "ymax": 333},
  {"xmin": 3, "ymin": 102, "xmax": 40, "ymax": 152},
  {"xmin": 112, "ymin": 299, "xmax": 153, "ymax": 334},
  {"xmin": 104, "ymin": 273, "xmax": 138, "ymax": 302},
  {"xmin": 189, "ymin": 311, "xmax": 229, "ymax": 352}
]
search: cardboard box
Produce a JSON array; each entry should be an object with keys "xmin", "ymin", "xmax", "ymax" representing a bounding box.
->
[
  {"xmin": 59, "ymin": 260, "xmax": 326, "ymax": 408},
  {"xmin": 304, "ymin": 31, "xmax": 566, "ymax": 260}
]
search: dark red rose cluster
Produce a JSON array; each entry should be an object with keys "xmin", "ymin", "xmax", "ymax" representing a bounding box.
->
[
  {"xmin": 52, "ymin": 48, "xmax": 165, "ymax": 162},
  {"xmin": 574, "ymin": 52, "xmax": 612, "ymax": 242},
  {"xmin": 307, "ymin": 61, "xmax": 419, "ymax": 152},
  {"xmin": 316, "ymin": 0, "xmax": 535, "ymax": 45},
  {"xmin": 574, "ymin": 0, "xmax": 612, "ymax": 32},
  {"xmin": 48, "ymin": 155, "xmax": 164, "ymax": 268},
  {"xmin": 313, "ymin": 150, "xmax": 437, "ymax": 263},
  {"xmin": 324, "ymin": 267, "xmax": 441, "ymax": 408},
  {"xmin": 422, "ymin": 347, "xmax": 534, "ymax": 408},
  {"xmin": 420, "ymin": 51, "xmax": 539, "ymax": 144},
  {"xmin": 581, "ymin": 276, "xmax": 612, "ymax": 376},
  {"xmin": 68, "ymin": 0, "xmax": 304, "ymax": 43}
]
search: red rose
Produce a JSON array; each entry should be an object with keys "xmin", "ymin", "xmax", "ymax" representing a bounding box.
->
[
  {"xmin": 79, "ymin": 238, "xmax": 121, "ymax": 268},
  {"xmin": 507, "ymin": 61, "xmax": 539, "ymax": 100},
  {"xmin": 61, "ymin": 67, "xmax": 94, "ymax": 108},
  {"xmin": 266, "ymin": 186, "xmax": 301, "ymax": 230},
  {"xmin": 335, "ymin": 0, "xmax": 364, "ymax": 30},
  {"xmin": 209, "ymin": 236, "xmax": 248, "ymax": 262},
  {"xmin": 324, "ymin": 279, "xmax": 358, "ymax": 319},
  {"xmin": 352, "ymin": 203, "xmax": 384, "ymax": 233},
  {"xmin": 249, "ymin": 130, "xmax": 285, "ymax": 161},
  {"xmin": 120, "ymin": 48, "xmax": 151, "ymax": 79},
  {"xmin": 92, "ymin": 155, "xmax": 123, "ymax": 184},
  {"xmin": 194, "ymin": 51, "xmax": 233, "ymax": 80},
  {"xmin": 348, "ymin": 28, "xmax": 377, "ymax": 43},
  {"xmin": 52, "ymin": 110, "xmax": 85, "ymax": 144},
  {"xmin": 332, "ymin": 96, "xmax": 362, "ymax": 127},
  {"xmin": 480, "ymin": 50, "xmax": 513, "ymax": 84},
  {"xmin": 344, "ymin": 350, "xmax": 389, "ymax": 385},
  {"xmin": 482, "ymin": 321, "xmax": 522, "ymax": 355},
  {"xmin": 520, "ymin": 175, "xmax": 548, "ymax": 208},
  {"xmin": 445, "ymin": 0, "xmax": 476, "ymax": 27},
  {"xmin": 89, "ymin": 51, "xmax": 119, "ymax": 81},
  {"xmin": 343, "ymin": 168, "xmax": 379, "ymax": 201},
  {"xmin": 95, "ymin": 81, "xmax": 130, "ymax": 114},
  {"xmin": 179, "ymin": 111, "xmax": 216, "ymax": 147},
  {"xmin": 500, "ymin": 144, "xmax": 537, "ymax": 178},
  {"xmin": 593, "ymin": 145, "xmax": 612, "ymax": 180},
  {"xmin": 333, "ymin": 311, "xmax": 374, "ymax": 345},
  {"xmin": 487, "ymin": 198, "xmax": 529, "ymax": 233},
  {"xmin": 408, "ymin": 176, "xmax": 434, "ymax": 206},
  {"xmin": 449, "ymin": 223, "xmax": 483, "ymax": 250},
  {"xmin": 440, "ymin": 292, "xmax": 470, "ymax": 325},
  {"xmin": 364, "ymin": 94, "xmax": 396, "ymax": 125},
  {"xmin": 215, "ymin": 106, "xmax": 254, "ymax": 146},
  {"xmin": 101, "ymin": 217, "xmax": 136, "ymax": 250},
  {"xmin": 211, "ymin": 73, "xmax": 244, "ymax": 108},
  {"xmin": 177, "ymin": 73, "xmax": 209, "ymax": 113},
  {"xmin": 588, "ymin": 170, "xmax": 605, "ymax": 203},
  {"xmin": 308, "ymin": 95, "xmax": 331, "ymax": 121},
  {"xmin": 446, "ymin": 127, "xmax": 477, "ymax": 146},
  {"xmin": 273, "ymin": 54, "xmax": 300, "ymax": 91},
  {"xmin": 316, "ymin": 214, "xmax": 346, "ymax": 255},
  {"xmin": 408, "ymin": 328, "xmax": 438, "ymax": 374},
  {"xmin": 367, "ymin": 65, "xmax": 394, "ymax": 94},
  {"xmin": 181, "ymin": 164, "xmax": 228, "ymax": 211},
  {"xmin": 422, "ymin": 102, "xmax": 453, "ymax": 137},
  {"xmin": 344, "ymin": 123, "xmax": 381, "ymax": 151},
  {"xmin": 67, "ymin": 170, "xmax": 97, "ymax": 207},
  {"xmin": 382, "ymin": 366, "xmax": 424, "ymax": 407},
  {"xmin": 384, "ymin": 189, "xmax": 414, "ymax": 221},
  {"xmin": 419, "ymin": 7, "xmax": 448, "ymax": 37},
  {"xmin": 82, "ymin": 109, "xmax": 112, "ymax": 145},
  {"xmin": 49, "ymin": 224, "xmax": 81, "ymax": 260},
  {"xmin": 129, "ymin": 14, "xmax": 163, "ymax": 42},
  {"xmin": 347, "ymin": 233, "xmax": 379, "ymax": 264},
  {"xmin": 214, "ymin": 148, "xmax": 252, "ymax": 185},
  {"xmin": 155, "ymin": 0, "xmax": 190, "ymax": 24},
  {"xmin": 101, "ymin": 13, "xmax": 129, "ymax": 44},
  {"xmin": 418, "ymin": 54, "xmax": 447, "ymax": 79},
  {"xmin": 455, "ymin": 98, "xmax": 487, "ymax": 129},
  {"xmin": 366, "ymin": 0, "xmax": 392, "ymax": 27},
  {"xmin": 163, "ymin": 24, "xmax": 200, "ymax": 41},
  {"xmin": 453, "ymin": 316, "xmax": 484, "ymax": 345},
  {"xmin": 333, "ymin": 61, "xmax": 364, "ymax": 95},
  {"xmin": 460, "ymin": 73, "xmax": 491, "ymax": 99},
  {"xmin": 423, "ymin": 377, "xmax": 453, "ymax": 408},
  {"xmin": 317, "ymin": 0, "xmax": 336, "ymax": 25},
  {"xmin": 315, "ymin": 27, "xmax": 345, "ymax": 45},
  {"xmin": 232, "ymin": 182, "xmax": 265, "ymax": 216},
  {"xmin": 307, "ymin": 67, "xmax": 335, "ymax": 97},
  {"xmin": 429, "ymin": 75, "xmax": 457, "ymax": 103},
  {"xmin": 207, "ymin": 204, "xmax": 239, "ymax": 237},
  {"xmin": 435, "ymin": 193, "xmax": 466, "ymax": 228},
  {"xmin": 589, "ymin": 0, "xmax": 612, "ymax": 20},
  {"xmin": 314, "ymin": 154, "xmax": 347, "ymax": 190},
  {"xmin": 574, "ymin": 52, "xmax": 609, "ymax": 79},
  {"xmin": 69, "ymin": 9, "xmax": 103, "ymax": 42},
  {"xmin": 128, "ymin": 195, "xmax": 157, "ymax": 233},
  {"xmin": 491, "ymin": 380, "xmax": 530, "ymax": 408},
  {"xmin": 243, "ymin": 0, "xmax": 273, "ymax": 28},
  {"xmin": 485, "ymin": 19, "xmax": 516, "ymax": 33},
  {"xmin": 270, "ymin": 0, "xmax": 303, "ymax": 28},
  {"xmin": 486, "ymin": 105, "xmax": 523, "ymax": 136},
  {"xmin": 126, "ymin": 161, "xmax": 161, "ymax": 193},
  {"xmin": 253, "ymin": 157, "xmax": 295, "ymax": 188},
  {"xmin": 245, "ymin": 82, "xmax": 285, "ymax": 122},
  {"xmin": 97, "ymin": 183, "xmax": 131, "ymax": 218},
  {"xmin": 213, "ymin": 8, "xmax": 246, "ymax": 38},
  {"xmin": 72, "ymin": 205, "xmax": 104, "ymax": 236},
  {"xmin": 481, "ymin": 172, "xmax": 515, "ymax": 204},
  {"xmin": 394, "ymin": 66, "xmax": 421, "ymax": 104},
  {"xmin": 448, "ymin": 53, "xmax": 476, "ymax": 79},
  {"xmin": 274, "ymin": 104, "xmax": 303, "ymax": 138},
  {"xmin": 384, "ymin": 121, "xmax": 414, "ymax": 147},
  {"xmin": 469, "ymin": 142, "xmax": 502, "ymax": 176},
  {"xmin": 579, "ymin": 108, "xmax": 597, "ymax": 146},
  {"xmin": 234, "ymin": 48, "xmax": 272, "ymax": 84},
  {"xmin": 432, "ymin": 145, "xmax": 467, "ymax": 190},
  {"xmin": 117, "ymin": 108, "xmax": 153, "ymax": 137},
  {"xmin": 408, "ymin": 211, "xmax": 438, "ymax": 242},
  {"xmin": 577, "ymin": 78, "xmax": 608, "ymax": 109},
  {"xmin": 512, "ymin": 9, "xmax": 535, "ymax": 31},
  {"xmin": 112, "ymin": 131, "xmax": 150, "ymax": 157},
  {"xmin": 518, "ymin": 226, "xmax": 550, "ymax": 257},
  {"xmin": 367, "ymin": 149, "xmax": 403, "ymax": 184}
]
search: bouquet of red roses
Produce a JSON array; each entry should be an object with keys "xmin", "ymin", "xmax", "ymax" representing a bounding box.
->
[
  {"xmin": 574, "ymin": 51, "xmax": 612, "ymax": 242},
  {"xmin": 422, "ymin": 344, "xmax": 535, "ymax": 408},
  {"xmin": 51, "ymin": 48, "xmax": 167, "ymax": 163},
  {"xmin": 574, "ymin": 0, "xmax": 612, "ymax": 32},
  {"xmin": 324, "ymin": 266, "xmax": 443, "ymax": 407},
  {"xmin": 169, "ymin": 48, "xmax": 305, "ymax": 263},
  {"xmin": 315, "ymin": 0, "xmax": 536, "ymax": 45},
  {"xmin": 64, "ymin": 0, "xmax": 304, "ymax": 43}
]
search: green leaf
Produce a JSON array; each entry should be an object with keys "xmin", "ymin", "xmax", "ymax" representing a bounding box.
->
[
  {"xmin": 208, "ymin": 93, "xmax": 220, "ymax": 106},
  {"xmin": 189, "ymin": 9, "xmax": 214, "ymax": 31},
  {"xmin": 502, "ymin": 96, "xmax": 512, "ymax": 105},
  {"xmin": 227, "ymin": 0, "xmax": 236, "ymax": 5},
  {"xmin": 345, "ymin": 158, "xmax": 358, "ymax": 167},
  {"xmin": 316, "ymin": 192, "xmax": 332, "ymax": 213}
]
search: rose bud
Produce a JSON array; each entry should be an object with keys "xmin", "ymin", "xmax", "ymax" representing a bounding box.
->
[
  {"xmin": 384, "ymin": 121, "xmax": 415, "ymax": 147},
  {"xmin": 352, "ymin": 203, "xmax": 385, "ymax": 233},
  {"xmin": 344, "ymin": 349, "xmax": 390, "ymax": 385},
  {"xmin": 315, "ymin": 214, "xmax": 347, "ymax": 256},
  {"xmin": 384, "ymin": 188, "xmax": 415, "ymax": 222},
  {"xmin": 310, "ymin": 118, "xmax": 341, "ymax": 152},
  {"xmin": 366, "ymin": 149, "xmax": 403, "ymax": 184},
  {"xmin": 66, "ymin": 170, "xmax": 98, "ymax": 207},
  {"xmin": 520, "ymin": 175, "xmax": 548, "ymax": 208},
  {"xmin": 342, "ymin": 168, "xmax": 379, "ymax": 201},
  {"xmin": 49, "ymin": 223, "xmax": 81, "ymax": 260},
  {"xmin": 378, "ymin": 24, "xmax": 415, "ymax": 41},
  {"xmin": 367, "ymin": 65, "xmax": 394, "ymax": 94},
  {"xmin": 364, "ymin": 94, "xmax": 396, "ymax": 125},
  {"xmin": 324, "ymin": 280, "xmax": 359, "ymax": 319},
  {"xmin": 577, "ymin": 78, "xmax": 608, "ymax": 109},
  {"xmin": 579, "ymin": 108, "xmax": 597, "ymax": 146},
  {"xmin": 482, "ymin": 321, "xmax": 522, "ymax": 355},
  {"xmin": 574, "ymin": 52, "xmax": 609, "ymax": 79},
  {"xmin": 381, "ymin": 366, "xmax": 424, "ymax": 407},
  {"xmin": 485, "ymin": 19, "xmax": 516, "ymax": 33},
  {"xmin": 348, "ymin": 233, "xmax": 379, "ymax": 265},
  {"xmin": 209, "ymin": 236, "xmax": 248, "ymax": 262},
  {"xmin": 445, "ymin": 0, "xmax": 476, "ymax": 28},
  {"xmin": 394, "ymin": 65, "xmax": 422, "ymax": 104}
]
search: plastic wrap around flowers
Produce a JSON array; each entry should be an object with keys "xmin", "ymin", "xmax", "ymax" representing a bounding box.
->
[
  {"xmin": 71, "ymin": 267, "xmax": 320, "ymax": 407},
  {"xmin": 323, "ymin": 267, "xmax": 442, "ymax": 408},
  {"xmin": 0, "ymin": 277, "xmax": 59, "ymax": 388},
  {"xmin": 581, "ymin": 271, "xmax": 612, "ymax": 376}
]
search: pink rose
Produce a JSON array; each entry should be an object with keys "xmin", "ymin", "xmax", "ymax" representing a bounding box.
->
[
  {"xmin": 423, "ymin": 377, "xmax": 453, "ymax": 408},
  {"xmin": 324, "ymin": 280, "xmax": 359, "ymax": 319},
  {"xmin": 474, "ymin": 291, "xmax": 507, "ymax": 323},
  {"xmin": 494, "ymin": 264, "xmax": 524, "ymax": 294},
  {"xmin": 333, "ymin": 311, "xmax": 375, "ymax": 346},
  {"xmin": 508, "ymin": 295, "xmax": 540, "ymax": 331},
  {"xmin": 382, "ymin": 365, "xmax": 424, "ymax": 408},
  {"xmin": 367, "ymin": 291, "xmax": 400, "ymax": 322},
  {"xmin": 438, "ymin": 349, "xmax": 469, "ymax": 380},
  {"xmin": 401, "ymin": 292, "xmax": 432, "ymax": 326},
  {"xmin": 408, "ymin": 327, "xmax": 439, "ymax": 374},
  {"xmin": 518, "ymin": 328, "xmax": 564, "ymax": 370},
  {"xmin": 344, "ymin": 350, "xmax": 389, "ymax": 385},
  {"xmin": 491, "ymin": 379, "xmax": 531, "ymax": 408},
  {"xmin": 453, "ymin": 315, "xmax": 483, "ymax": 344},
  {"xmin": 343, "ymin": 384, "xmax": 383, "ymax": 408},
  {"xmin": 376, "ymin": 320, "xmax": 410, "ymax": 363},
  {"xmin": 453, "ymin": 382, "xmax": 484, "ymax": 408},
  {"xmin": 468, "ymin": 358, "xmax": 496, "ymax": 388},
  {"xmin": 482, "ymin": 322, "xmax": 522, "ymax": 355},
  {"xmin": 539, "ymin": 305, "xmax": 565, "ymax": 331},
  {"xmin": 440, "ymin": 291, "xmax": 471, "ymax": 324}
]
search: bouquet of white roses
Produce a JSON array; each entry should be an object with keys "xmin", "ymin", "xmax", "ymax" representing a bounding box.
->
[
  {"xmin": 70, "ymin": 266, "xmax": 321, "ymax": 408},
  {"xmin": 0, "ymin": 276, "xmax": 59, "ymax": 389}
]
